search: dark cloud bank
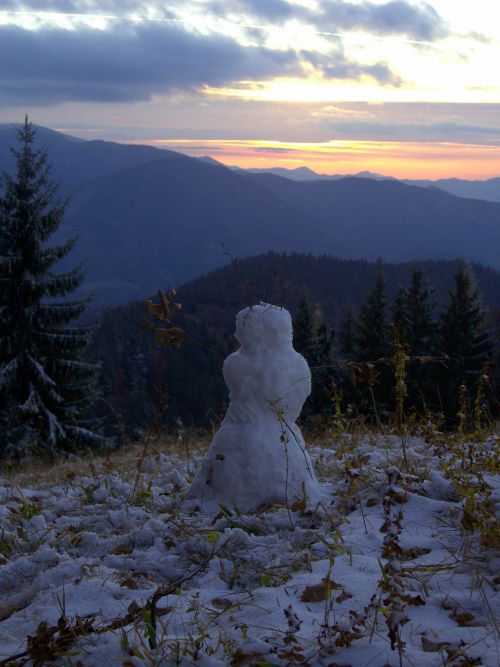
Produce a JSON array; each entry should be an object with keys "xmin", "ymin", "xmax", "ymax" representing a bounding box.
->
[
  {"xmin": 4, "ymin": 0, "xmax": 446, "ymax": 42},
  {"xmin": 0, "ymin": 19, "xmax": 400, "ymax": 105},
  {"xmin": 209, "ymin": 0, "xmax": 445, "ymax": 41},
  {"xmin": 0, "ymin": 1, "xmax": 445, "ymax": 106},
  {"xmin": 0, "ymin": 22, "xmax": 301, "ymax": 104}
]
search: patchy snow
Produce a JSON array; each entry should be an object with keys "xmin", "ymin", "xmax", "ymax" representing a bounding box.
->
[
  {"xmin": 188, "ymin": 304, "xmax": 321, "ymax": 512},
  {"xmin": 0, "ymin": 434, "xmax": 498, "ymax": 666}
]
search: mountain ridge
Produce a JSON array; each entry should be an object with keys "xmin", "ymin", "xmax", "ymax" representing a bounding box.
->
[
  {"xmin": 2, "ymin": 124, "xmax": 500, "ymax": 307},
  {"xmin": 232, "ymin": 161, "xmax": 500, "ymax": 202}
]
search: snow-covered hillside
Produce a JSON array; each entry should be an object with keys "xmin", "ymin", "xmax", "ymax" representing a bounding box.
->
[{"xmin": 0, "ymin": 434, "xmax": 498, "ymax": 666}]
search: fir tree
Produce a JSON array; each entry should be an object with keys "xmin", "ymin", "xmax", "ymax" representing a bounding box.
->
[
  {"xmin": 293, "ymin": 298, "xmax": 336, "ymax": 418},
  {"xmin": 391, "ymin": 285, "xmax": 410, "ymax": 342},
  {"xmin": 390, "ymin": 268, "xmax": 436, "ymax": 412},
  {"xmin": 354, "ymin": 264, "xmax": 388, "ymax": 361},
  {"xmin": 351, "ymin": 265, "xmax": 391, "ymax": 415},
  {"xmin": 309, "ymin": 310, "xmax": 335, "ymax": 415},
  {"xmin": 312, "ymin": 316, "xmax": 333, "ymax": 370},
  {"xmin": 434, "ymin": 262, "xmax": 492, "ymax": 417},
  {"xmin": 337, "ymin": 307, "xmax": 358, "ymax": 408},
  {"xmin": 0, "ymin": 118, "xmax": 100, "ymax": 458},
  {"xmin": 339, "ymin": 307, "xmax": 356, "ymax": 359},
  {"xmin": 406, "ymin": 267, "xmax": 435, "ymax": 356},
  {"xmin": 293, "ymin": 295, "xmax": 316, "ymax": 420},
  {"xmin": 293, "ymin": 294, "xmax": 315, "ymax": 361}
]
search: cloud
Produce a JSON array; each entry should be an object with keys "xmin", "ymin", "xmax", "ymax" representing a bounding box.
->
[
  {"xmin": 317, "ymin": 117, "xmax": 500, "ymax": 145},
  {"xmin": 208, "ymin": 0, "xmax": 296, "ymax": 22},
  {"xmin": 204, "ymin": 0, "xmax": 446, "ymax": 42},
  {"xmin": 1, "ymin": 0, "xmax": 291, "ymax": 21},
  {"xmin": 0, "ymin": 22, "xmax": 304, "ymax": 105},
  {"xmin": 0, "ymin": 19, "xmax": 403, "ymax": 106},
  {"xmin": 314, "ymin": 1, "xmax": 445, "ymax": 41},
  {"xmin": 252, "ymin": 146, "xmax": 296, "ymax": 153},
  {"xmin": 301, "ymin": 50, "xmax": 401, "ymax": 85},
  {"xmin": 0, "ymin": 0, "xmax": 162, "ymax": 12},
  {"xmin": 5, "ymin": 1, "xmax": 446, "ymax": 42},
  {"xmin": 311, "ymin": 105, "xmax": 376, "ymax": 119}
]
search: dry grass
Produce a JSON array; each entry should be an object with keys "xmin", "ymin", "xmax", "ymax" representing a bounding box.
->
[{"xmin": 1, "ymin": 428, "xmax": 212, "ymax": 489}]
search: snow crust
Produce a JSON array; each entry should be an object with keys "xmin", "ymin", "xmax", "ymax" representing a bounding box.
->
[
  {"xmin": 188, "ymin": 304, "xmax": 321, "ymax": 511},
  {"xmin": 0, "ymin": 435, "xmax": 499, "ymax": 666}
]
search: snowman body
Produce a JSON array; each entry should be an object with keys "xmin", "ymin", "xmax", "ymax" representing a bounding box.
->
[{"xmin": 188, "ymin": 304, "xmax": 321, "ymax": 512}]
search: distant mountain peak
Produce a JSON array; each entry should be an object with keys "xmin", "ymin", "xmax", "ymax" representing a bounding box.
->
[
  {"xmin": 197, "ymin": 155, "xmax": 226, "ymax": 167},
  {"xmin": 353, "ymin": 170, "xmax": 394, "ymax": 180},
  {"xmin": 244, "ymin": 165, "xmax": 334, "ymax": 181},
  {"xmin": 239, "ymin": 165, "xmax": 393, "ymax": 182}
]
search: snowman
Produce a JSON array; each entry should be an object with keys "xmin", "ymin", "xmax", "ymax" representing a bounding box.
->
[{"xmin": 188, "ymin": 303, "xmax": 321, "ymax": 512}]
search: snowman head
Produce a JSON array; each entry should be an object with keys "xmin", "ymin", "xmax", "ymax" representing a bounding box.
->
[{"xmin": 235, "ymin": 303, "xmax": 293, "ymax": 352}]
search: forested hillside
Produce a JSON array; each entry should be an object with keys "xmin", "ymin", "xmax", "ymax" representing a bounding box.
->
[
  {"xmin": 243, "ymin": 174, "xmax": 500, "ymax": 269},
  {"xmin": 89, "ymin": 252, "xmax": 500, "ymax": 435}
]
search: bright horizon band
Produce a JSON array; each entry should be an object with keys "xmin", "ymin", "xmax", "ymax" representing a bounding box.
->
[{"xmin": 121, "ymin": 138, "xmax": 500, "ymax": 180}]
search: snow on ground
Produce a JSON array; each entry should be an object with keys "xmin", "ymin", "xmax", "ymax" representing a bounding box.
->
[{"xmin": 0, "ymin": 433, "xmax": 498, "ymax": 666}]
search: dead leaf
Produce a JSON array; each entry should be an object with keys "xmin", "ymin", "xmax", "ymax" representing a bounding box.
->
[
  {"xmin": 211, "ymin": 597, "xmax": 234, "ymax": 609},
  {"xmin": 119, "ymin": 576, "xmax": 139, "ymax": 590},
  {"xmin": 291, "ymin": 499, "xmax": 306, "ymax": 512},
  {"xmin": 127, "ymin": 601, "xmax": 140, "ymax": 616},
  {"xmin": 301, "ymin": 579, "xmax": 342, "ymax": 602},
  {"xmin": 450, "ymin": 608, "xmax": 476, "ymax": 627},
  {"xmin": 388, "ymin": 490, "xmax": 407, "ymax": 504},
  {"xmin": 155, "ymin": 327, "xmax": 183, "ymax": 348},
  {"xmin": 461, "ymin": 510, "xmax": 476, "ymax": 532},
  {"xmin": 111, "ymin": 543, "xmax": 133, "ymax": 555},
  {"xmin": 421, "ymin": 636, "xmax": 451, "ymax": 652},
  {"xmin": 445, "ymin": 645, "xmax": 481, "ymax": 665},
  {"xmin": 401, "ymin": 593, "xmax": 426, "ymax": 606},
  {"xmin": 230, "ymin": 647, "xmax": 263, "ymax": 666},
  {"xmin": 336, "ymin": 591, "xmax": 353, "ymax": 604},
  {"xmin": 401, "ymin": 546, "xmax": 431, "ymax": 560}
]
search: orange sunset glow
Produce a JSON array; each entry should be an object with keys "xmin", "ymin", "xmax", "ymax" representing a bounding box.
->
[
  {"xmin": 2, "ymin": 1, "xmax": 500, "ymax": 179},
  {"xmin": 142, "ymin": 139, "xmax": 500, "ymax": 180}
]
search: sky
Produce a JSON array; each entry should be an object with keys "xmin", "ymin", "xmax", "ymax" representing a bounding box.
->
[{"xmin": 1, "ymin": 0, "xmax": 500, "ymax": 178}]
